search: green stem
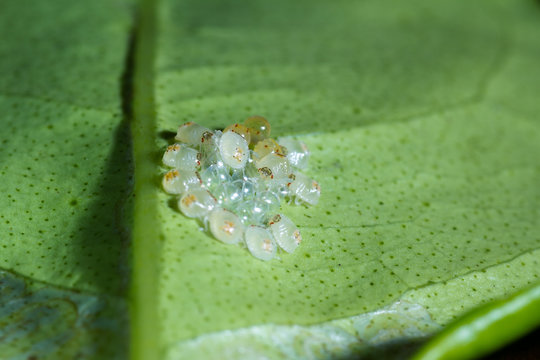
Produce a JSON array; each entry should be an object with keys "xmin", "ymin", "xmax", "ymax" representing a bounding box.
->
[
  {"xmin": 413, "ymin": 282, "xmax": 540, "ymax": 360},
  {"xmin": 130, "ymin": 0, "xmax": 160, "ymax": 359}
]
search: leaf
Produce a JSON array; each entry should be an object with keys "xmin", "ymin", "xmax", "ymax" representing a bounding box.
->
[
  {"xmin": 131, "ymin": 0, "xmax": 540, "ymax": 358},
  {"xmin": 2, "ymin": 0, "xmax": 540, "ymax": 359},
  {"xmin": 413, "ymin": 283, "xmax": 540, "ymax": 360},
  {"xmin": 0, "ymin": 0, "xmax": 133, "ymax": 357}
]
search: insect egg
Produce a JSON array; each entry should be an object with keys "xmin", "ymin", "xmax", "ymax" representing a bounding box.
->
[
  {"xmin": 212, "ymin": 181, "xmax": 242, "ymax": 205},
  {"xmin": 178, "ymin": 188, "xmax": 217, "ymax": 219},
  {"xmin": 199, "ymin": 164, "xmax": 231, "ymax": 189},
  {"xmin": 288, "ymin": 172, "xmax": 321, "ymax": 205},
  {"xmin": 208, "ymin": 208, "xmax": 244, "ymax": 244},
  {"xmin": 239, "ymin": 178, "xmax": 256, "ymax": 198},
  {"xmin": 256, "ymin": 152, "xmax": 291, "ymax": 180},
  {"xmin": 257, "ymin": 191, "xmax": 281, "ymax": 215},
  {"xmin": 161, "ymin": 119, "xmax": 319, "ymax": 260},
  {"xmin": 235, "ymin": 199, "xmax": 265, "ymax": 225},
  {"xmin": 162, "ymin": 143, "xmax": 201, "ymax": 171},
  {"xmin": 201, "ymin": 130, "xmax": 215, "ymax": 144},
  {"xmin": 162, "ymin": 169, "xmax": 202, "ymax": 195},
  {"xmin": 244, "ymin": 225, "xmax": 277, "ymax": 261},
  {"xmin": 219, "ymin": 131, "xmax": 249, "ymax": 169},
  {"xmin": 198, "ymin": 132, "xmax": 222, "ymax": 167},
  {"xmin": 277, "ymin": 137, "xmax": 310, "ymax": 169},
  {"xmin": 244, "ymin": 115, "xmax": 271, "ymax": 144},
  {"xmin": 257, "ymin": 166, "xmax": 273, "ymax": 180},
  {"xmin": 175, "ymin": 122, "xmax": 213, "ymax": 145},
  {"xmin": 252, "ymin": 138, "xmax": 286, "ymax": 161},
  {"xmin": 268, "ymin": 213, "xmax": 302, "ymax": 253},
  {"xmin": 286, "ymin": 173, "xmax": 296, "ymax": 186},
  {"xmin": 223, "ymin": 123, "xmax": 251, "ymax": 144}
]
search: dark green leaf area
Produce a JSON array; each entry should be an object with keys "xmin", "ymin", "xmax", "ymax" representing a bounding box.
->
[
  {"xmin": 0, "ymin": 97, "xmax": 132, "ymax": 294},
  {"xmin": 157, "ymin": 0, "xmax": 507, "ymax": 134},
  {"xmin": 0, "ymin": 0, "xmax": 133, "ymax": 294},
  {"xmin": 0, "ymin": 0, "xmax": 132, "ymax": 112}
]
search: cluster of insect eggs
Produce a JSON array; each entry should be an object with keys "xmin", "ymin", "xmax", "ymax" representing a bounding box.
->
[{"xmin": 161, "ymin": 116, "xmax": 320, "ymax": 261}]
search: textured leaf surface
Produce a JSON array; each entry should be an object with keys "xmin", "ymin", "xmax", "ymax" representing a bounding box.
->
[
  {"xmin": 146, "ymin": 0, "xmax": 540, "ymax": 357},
  {"xmin": 2, "ymin": 0, "xmax": 540, "ymax": 358},
  {"xmin": 0, "ymin": 0, "xmax": 133, "ymax": 357}
]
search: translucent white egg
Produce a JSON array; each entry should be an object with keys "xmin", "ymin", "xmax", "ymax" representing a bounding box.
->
[
  {"xmin": 162, "ymin": 143, "xmax": 201, "ymax": 171},
  {"xmin": 178, "ymin": 188, "xmax": 217, "ymax": 219},
  {"xmin": 212, "ymin": 181, "xmax": 242, "ymax": 206},
  {"xmin": 208, "ymin": 208, "xmax": 244, "ymax": 244},
  {"xmin": 277, "ymin": 137, "xmax": 310, "ymax": 169},
  {"xmin": 257, "ymin": 191, "xmax": 281, "ymax": 214},
  {"xmin": 235, "ymin": 199, "xmax": 266, "ymax": 225},
  {"xmin": 219, "ymin": 131, "xmax": 249, "ymax": 169},
  {"xmin": 241, "ymin": 158, "xmax": 260, "ymax": 178},
  {"xmin": 199, "ymin": 164, "xmax": 231, "ymax": 189},
  {"xmin": 162, "ymin": 169, "xmax": 202, "ymax": 195},
  {"xmin": 256, "ymin": 152, "xmax": 291, "ymax": 180},
  {"xmin": 244, "ymin": 225, "xmax": 277, "ymax": 261},
  {"xmin": 257, "ymin": 166, "xmax": 273, "ymax": 180},
  {"xmin": 175, "ymin": 122, "xmax": 213, "ymax": 145},
  {"xmin": 234, "ymin": 190, "xmax": 279, "ymax": 225},
  {"xmin": 288, "ymin": 172, "xmax": 321, "ymax": 205},
  {"xmin": 239, "ymin": 179, "xmax": 256, "ymax": 198},
  {"xmin": 199, "ymin": 130, "xmax": 221, "ymax": 161},
  {"xmin": 268, "ymin": 213, "xmax": 302, "ymax": 253}
]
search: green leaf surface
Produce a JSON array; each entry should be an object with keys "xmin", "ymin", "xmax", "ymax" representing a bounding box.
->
[
  {"xmin": 2, "ymin": 0, "xmax": 540, "ymax": 359},
  {"xmin": 413, "ymin": 283, "xmax": 540, "ymax": 360},
  {"xmin": 138, "ymin": 0, "xmax": 540, "ymax": 358},
  {"xmin": 0, "ymin": 0, "xmax": 133, "ymax": 357}
]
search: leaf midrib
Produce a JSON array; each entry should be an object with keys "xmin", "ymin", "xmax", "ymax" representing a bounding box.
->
[{"xmin": 130, "ymin": 0, "xmax": 161, "ymax": 359}]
